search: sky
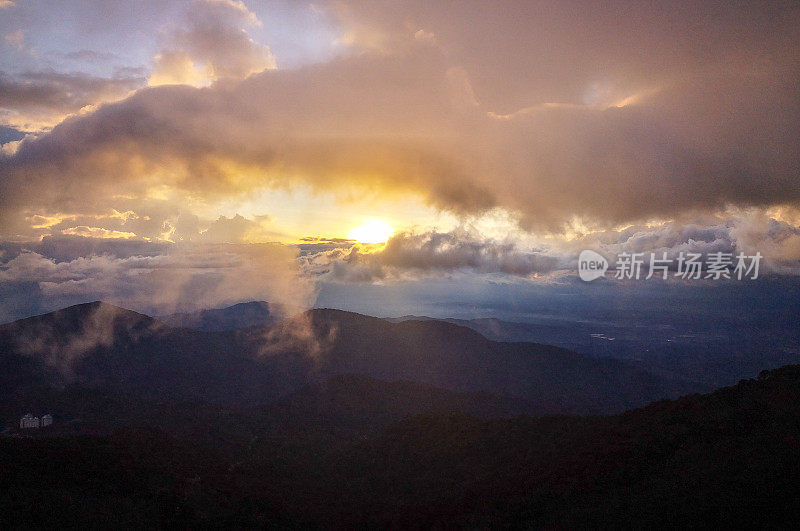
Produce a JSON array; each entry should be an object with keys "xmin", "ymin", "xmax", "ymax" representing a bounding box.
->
[{"xmin": 0, "ymin": 0, "xmax": 799, "ymax": 324}]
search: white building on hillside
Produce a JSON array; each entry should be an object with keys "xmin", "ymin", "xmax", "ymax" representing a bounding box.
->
[
  {"xmin": 18, "ymin": 413, "xmax": 52, "ymax": 429},
  {"xmin": 20, "ymin": 414, "xmax": 40, "ymax": 429}
]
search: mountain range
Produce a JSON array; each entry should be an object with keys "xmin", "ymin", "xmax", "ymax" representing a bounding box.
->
[
  {"xmin": 3, "ymin": 301, "xmax": 800, "ymax": 527},
  {"xmin": 0, "ymin": 301, "xmax": 693, "ymax": 415}
]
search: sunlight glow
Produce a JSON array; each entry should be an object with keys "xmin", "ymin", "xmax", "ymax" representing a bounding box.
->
[{"xmin": 348, "ymin": 219, "xmax": 395, "ymax": 243}]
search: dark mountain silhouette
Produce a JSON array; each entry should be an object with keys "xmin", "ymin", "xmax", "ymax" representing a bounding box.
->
[
  {"xmin": 251, "ymin": 374, "xmax": 532, "ymax": 440},
  {"xmin": 0, "ymin": 301, "xmax": 304, "ymax": 406},
  {"xmin": 0, "ymin": 374, "xmax": 531, "ymax": 454},
  {"xmin": 1, "ymin": 302, "xmax": 691, "ymax": 414},
  {"xmin": 4, "ymin": 364, "xmax": 800, "ymax": 528},
  {"xmin": 388, "ymin": 314, "xmax": 590, "ymax": 346},
  {"xmin": 159, "ymin": 301, "xmax": 286, "ymax": 331},
  {"xmin": 314, "ymin": 365, "xmax": 800, "ymax": 528},
  {"xmin": 0, "ymin": 302, "xmax": 162, "ymax": 392},
  {"xmin": 286, "ymin": 308, "xmax": 692, "ymax": 413},
  {"xmin": 0, "ymin": 427, "xmax": 233, "ymax": 528},
  {"xmin": 390, "ymin": 314, "xmax": 800, "ymax": 390}
]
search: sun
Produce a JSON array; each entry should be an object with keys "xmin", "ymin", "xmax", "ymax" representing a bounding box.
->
[{"xmin": 348, "ymin": 219, "xmax": 395, "ymax": 244}]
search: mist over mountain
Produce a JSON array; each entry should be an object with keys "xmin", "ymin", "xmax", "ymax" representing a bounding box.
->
[
  {"xmin": 3, "ymin": 300, "xmax": 800, "ymax": 528},
  {"xmin": 0, "ymin": 301, "xmax": 692, "ymax": 415}
]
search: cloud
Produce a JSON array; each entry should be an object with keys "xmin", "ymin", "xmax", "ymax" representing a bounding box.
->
[
  {"xmin": 196, "ymin": 213, "xmax": 276, "ymax": 243},
  {"xmin": 49, "ymin": 49, "xmax": 120, "ymax": 63},
  {"xmin": 0, "ymin": 238, "xmax": 315, "ymax": 320},
  {"xmin": 0, "ymin": 1, "xmax": 798, "ymax": 241},
  {"xmin": 562, "ymin": 209, "xmax": 800, "ymax": 275},
  {"xmin": 728, "ymin": 210, "xmax": 800, "ymax": 273},
  {"xmin": 303, "ymin": 209, "xmax": 800, "ymax": 282},
  {"xmin": 60, "ymin": 226, "xmax": 138, "ymax": 239},
  {"xmin": 323, "ymin": 0, "xmax": 800, "ymax": 111},
  {"xmin": 4, "ymin": 29, "xmax": 24, "ymax": 50},
  {"xmin": 301, "ymin": 229, "xmax": 569, "ymax": 282},
  {"xmin": 0, "ymin": 48, "xmax": 493, "ymax": 236},
  {"xmin": 149, "ymin": 0, "xmax": 275, "ymax": 86},
  {"xmin": 0, "ymin": 70, "xmax": 145, "ymax": 131},
  {"xmin": 23, "ymin": 206, "xmax": 276, "ymax": 244},
  {"xmin": 0, "ymin": 211, "xmax": 797, "ymax": 324},
  {"xmin": 0, "ymin": 0, "xmax": 274, "ymax": 131}
]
